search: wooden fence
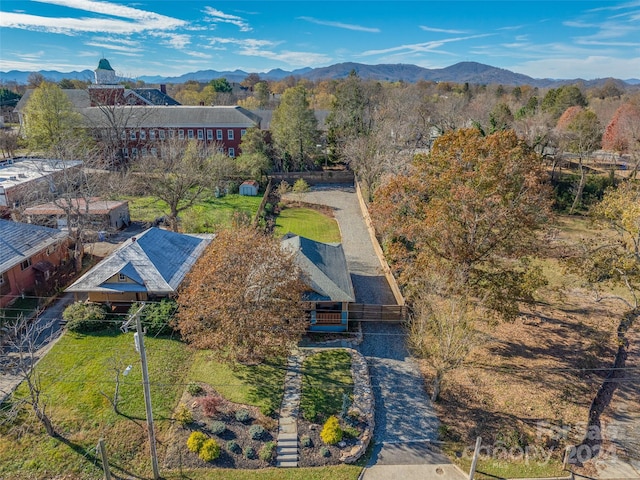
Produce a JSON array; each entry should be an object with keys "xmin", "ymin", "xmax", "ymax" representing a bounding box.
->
[{"xmin": 348, "ymin": 304, "xmax": 408, "ymax": 322}]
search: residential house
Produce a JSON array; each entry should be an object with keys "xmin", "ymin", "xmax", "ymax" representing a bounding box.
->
[
  {"xmin": 0, "ymin": 220, "xmax": 70, "ymax": 308},
  {"xmin": 65, "ymin": 227, "xmax": 213, "ymax": 309},
  {"xmin": 281, "ymin": 233, "xmax": 355, "ymax": 332},
  {"xmin": 22, "ymin": 197, "xmax": 130, "ymax": 231}
]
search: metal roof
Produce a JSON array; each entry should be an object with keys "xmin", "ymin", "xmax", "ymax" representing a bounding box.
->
[
  {"xmin": 78, "ymin": 105, "xmax": 262, "ymax": 129},
  {"xmin": 0, "ymin": 220, "xmax": 68, "ymax": 273},
  {"xmin": 281, "ymin": 233, "xmax": 355, "ymax": 302},
  {"xmin": 65, "ymin": 227, "xmax": 213, "ymax": 295},
  {"xmin": 22, "ymin": 197, "xmax": 128, "ymax": 216}
]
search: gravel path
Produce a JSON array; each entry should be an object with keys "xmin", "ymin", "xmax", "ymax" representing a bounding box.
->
[{"xmin": 290, "ymin": 186, "xmax": 443, "ymax": 463}]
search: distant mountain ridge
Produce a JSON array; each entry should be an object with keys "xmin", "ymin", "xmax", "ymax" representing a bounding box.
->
[{"xmin": 1, "ymin": 61, "xmax": 636, "ymax": 88}]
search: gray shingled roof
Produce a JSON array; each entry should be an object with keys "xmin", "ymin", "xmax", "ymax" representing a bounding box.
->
[
  {"xmin": 15, "ymin": 89, "xmax": 91, "ymax": 111},
  {"xmin": 0, "ymin": 220, "xmax": 68, "ymax": 273},
  {"xmin": 130, "ymin": 89, "xmax": 180, "ymax": 106},
  {"xmin": 281, "ymin": 234, "xmax": 355, "ymax": 302},
  {"xmin": 78, "ymin": 105, "xmax": 261, "ymax": 129},
  {"xmin": 66, "ymin": 227, "xmax": 213, "ymax": 295}
]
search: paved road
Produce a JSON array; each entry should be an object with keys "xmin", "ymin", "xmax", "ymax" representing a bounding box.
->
[{"xmin": 291, "ymin": 186, "xmax": 465, "ymax": 480}]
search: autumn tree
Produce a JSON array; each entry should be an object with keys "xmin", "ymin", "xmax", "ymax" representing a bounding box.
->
[
  {"xmin": 542, "ymin": 84, "xmax": 587, "ymax": 119},
  {"xmin": 23, "ymin": 81, "xmax": 88, "ymax": 156},
  {"xmin": 176, "ymin": 226, "xmax": 308, "ymax": 364},
  {"xmin": 556, "ymin": 108, "xmax": 602, "ymax": 213},
  {"xmin": 372, "ymin": 128, "xmax": 552, "ymax": 319},
  {"xmin": 130, "ymin": 139, "xmax": 223, "ymax": 231},
  {"xmin": 408, "ymin": 288, "xmax": 480, "ymax": 401},
  {"xmin": 270, "ymin": 85, "xmax": 319, "ymax": 171},
  {"xmin": 0, "ymin": 316, "xmax": 58, "ymax": 437}
]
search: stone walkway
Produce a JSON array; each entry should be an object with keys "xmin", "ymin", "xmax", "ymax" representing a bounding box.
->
[{"xmin": 276, "ymin": 353, "xmax": 302, "ymax": 467}]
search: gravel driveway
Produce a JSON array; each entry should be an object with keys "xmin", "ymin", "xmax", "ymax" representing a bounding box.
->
[{"xmin": 289, "ymin": 186, "xmax": 441, "ymax": 456}]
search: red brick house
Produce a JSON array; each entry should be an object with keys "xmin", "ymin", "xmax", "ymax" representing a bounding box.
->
[{"xmin": 0, "ymin": 220, "xmax": 70, "ymax": 308}]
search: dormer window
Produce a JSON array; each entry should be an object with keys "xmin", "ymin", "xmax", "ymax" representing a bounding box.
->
[{"xmin": 118, "ymin": 273, "xmax": 126, "ymax": 282}]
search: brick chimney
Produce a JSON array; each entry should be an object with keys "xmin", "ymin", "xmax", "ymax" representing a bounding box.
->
[{"xmin": 160, "ymin": 84, "xmax": 167, "ymax": 94}]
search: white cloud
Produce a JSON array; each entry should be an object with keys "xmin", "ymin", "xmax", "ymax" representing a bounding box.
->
[
  {"xmin": 85, "ymin": 41, "xmax": 143, "ymax": 53},
  {"xmin": 419, "ymin": 25, "xmax": 467, "ymax": 34},
  {"xmin": 238, "ymin": 46, "xmax": 331, "ymax": 66},
  {"xmin": 298, "ymin": 16, "xmax": 380, "ymax": 33},
  {"xmin": 203, "ymin": 7, "xmax": 252, "ymax": 32},
  {"xmin": 1, "ymin": 0, "xmax": 186, "ymax": 34},
  {"xmin": 360, "ymin": 33, "xmax": 494, "ymax": 57},
  {"xmin": 509, "ymin": 56, "xmax": 640, "ymax": 80}
]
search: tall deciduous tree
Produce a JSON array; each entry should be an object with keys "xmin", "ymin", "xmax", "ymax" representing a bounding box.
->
[
  {"xmin": 23, "ymin": 82, "xmax": 87, "ymax": 156},
  {"xmin": 373, "ymin": 128, "xmax": 552, "ymax": 319},
  {"xmin": 176, "ymin": 226, "xmax": 308, "ymax": 364},
  {"xmin": 271, "ymin": 85, "xmax": 319, "ymax": 171},
  {"xmin": 131, "ymin": 139, "xmax": 221, "ymax": 231}
]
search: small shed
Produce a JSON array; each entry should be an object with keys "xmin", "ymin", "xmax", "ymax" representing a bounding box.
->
[{"xmin": 239, "ymin": 180, "xmax": 259, "ymax": 196}]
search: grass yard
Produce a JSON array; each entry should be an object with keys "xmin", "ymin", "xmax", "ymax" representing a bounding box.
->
[
  {"xmin": 300, "ymin": 350, "xmax": 353, "ymax": 423},
  {"xmin": 187, "ymin": 351, "xmax": 287, "ymax": 416},
  {"xmin": 123, "ymin": 193, "xmax": 263, "ymax": 232},
  {"xmin": 162, "ymin": 465, "xmax": 362, "ymax": 479},
  {"xmin": 0, "ymin": 296, "xmax": 40, "ymax": 327},
  {"xmin": 274, "ymin": 207, "xmax": 341, "ymax": 243}
]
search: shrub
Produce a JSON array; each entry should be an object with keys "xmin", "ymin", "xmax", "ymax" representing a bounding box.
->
[
  {"xmin": 187, "ymin": 431, "xmax": 207, "ymax": 453},
  {"xmin": 198, "ymin": 438, "xmax": 221, "ymax": 462},
  {"xmin": 342, "ymin": 425, "xmax": 360, "ymax": 439},
  {"xmin": 243, "ymin": 446, "xmax": 256, "ymax": 459},
  {"xmin": 174, "ymin": 403, "xmax": 193, "ymax": 425},
  {"xmin": 226, "ymin": 440, "xmax": 241, "ymax": 454},
  {"xmin": 320, "ymin": 446, "xmax": 331, "ymax": 457},
  {"xmin": 210, "ymin": 420, "xmax": 226, "ymax": 436},
  {"xmin": 301, "ymin": 435, "xmax": 313, "ymax": 448},
  {"xmin": 302, "ymin": 405, "xmax": 318, "ymax": 422},
  {"xmin": 259, "ymin": 441, "xmax": 275, "ymax": 461},
  {"xmin": 129, "ymin": 299, "xmax": 176, "ymax": 335},
  {"xmin": 187, "ymin": 382, "xmax": 203, "ymax": 396},
  {"xmin": 260, "ymin": 403, "xmax": 275, "ymax": 417},
  {"xmin": 199, "ymin": 395, "xmax": 220, "ymax": 417},
  {"xmin": 63, "ymin": 302, "xmax": 109, "ymax": 332},
  {"xmin": 320, "ymin": 415, "xmax": 343, "ymax": 445},
  {"xmin": 249, "ymin": 424, "xmax": 266, "ymax": 440},
  {"xmin": 235, "ymin": 409, "xmax": 251, "ymax": 423}
]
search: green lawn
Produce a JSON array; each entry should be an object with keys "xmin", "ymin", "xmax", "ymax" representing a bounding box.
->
[
  {"xmin": 123, "ymin": 193, "xmax": 263, "ymax": 232},
  {"xmin": 274, "ymin": 207, "xmax": 341, "ymax": 243},
  {"xmin": 300, "ymin": 350, "xmax": 353, "ymax": 423},
  {"xmin": 187, "ymin": 351, "xmax": 287, "ymax": 416},
  {"xmin": 0, "ymin": 296, "xmax": 40, "ymax": 328},
  {"xmin": 163, "ymin": 465, "xmax": 362, "ymax": 479}
]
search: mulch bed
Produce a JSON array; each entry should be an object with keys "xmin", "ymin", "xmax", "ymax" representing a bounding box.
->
[{"xmin": 162, "ymin": 383, "xmax": 365, "ymax": 469}]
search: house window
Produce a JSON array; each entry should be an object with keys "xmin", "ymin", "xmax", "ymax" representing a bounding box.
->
[
  {"xmin": 150, "ymin": 130, "xmax": 156, "ymax": 140},
  {"xmin": 241, "ymin": 129, "xmax": 247, "ymax": 137},
  {"xmin": 141, "ymin": 147, "xmax": 147, "ymax": 156},
  {"xmin": 228, "ymin": 147, "xmax": 235, "ymax": 158},
  {"xmin": 216, "ymin": 129, "xmax": 223, "ymax": 140},
  {"xmin": 207, "ymin": 129, "xmax": 213, "ymax": 140},
  {"xmin": 21, "ymin": 258, "xmax": 32, "ymax": 270},
  {"xmin": 118, "ymin": 273, "xmax": 126, "ymax": 282},
  {"xmin": 178, "ymin": 130, "xmax": 184, "ymax": 140},
  {"xmin": 169, "ymin": 130, "xmax": 175, "ymax": 138},
  {"xmin": 150, "ymin": 148, "xmax": 157, "ymax": 157},
  {"xmin": 123, "ymin": 148, "xmax": 129, "ymax": 158},
  {"xmin": 0, "ymin": 274, "xmax": 5, "ymax": 285},
  {"xmin": 227, "ymin": 129, "xmax": 234, "ymax": 140},
  {"xmin": 140, "ymin": 130, "xmax": 146, "ymax": 140},
  {"xmin": 197, "ymin": 129, "xmax": 203, "ymax": 140},
  {"xmin": 131, "ymin": 147, "xmax": 138, "ymax": 157},
  {"xmin": 47, "ymin": 244, "xmax": 57, "ymax": 255},
  {"xmin": 120, "ymin": 130, "xmax": 126, "ymax": 140},
  {"xmin": 130, "ymin": 131, "xmax": 136, "ymax": 140},
  {"xmin": 188, "ymin": 129, "xmax": 194, "ymax": 139},
  {"xmin": 159, "ymin": 130, "xmax": 165, "ymax": 140}
]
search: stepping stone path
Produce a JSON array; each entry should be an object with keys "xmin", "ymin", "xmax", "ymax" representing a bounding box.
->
[{"xmin": 276, "ymin": 353, "xmax": 303, "ymax": 467}]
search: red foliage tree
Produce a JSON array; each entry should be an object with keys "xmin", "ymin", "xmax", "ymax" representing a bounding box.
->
[{"xmin": 602, "ymin": 103, "xmax": 640, "ymax": 152}]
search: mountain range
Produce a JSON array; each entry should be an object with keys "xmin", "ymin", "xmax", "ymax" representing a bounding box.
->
[{"xmin": 1, "ymin": 61, "xmax": 638, "ymax": 88}]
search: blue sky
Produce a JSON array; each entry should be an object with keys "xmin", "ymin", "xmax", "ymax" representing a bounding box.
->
[{"xmin": 1, "ymin": 0, "xmax": 639, "ymax": 80}]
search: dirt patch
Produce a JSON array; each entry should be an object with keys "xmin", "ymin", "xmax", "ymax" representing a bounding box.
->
[{"xmin": 427, "ymin": 288, "xmax": 624, "ymax": 462}]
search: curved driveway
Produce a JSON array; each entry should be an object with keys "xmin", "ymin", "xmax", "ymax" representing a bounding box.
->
[{"xmin": 290, "ymin": 186, "xmax": 463, "ymax": 479}]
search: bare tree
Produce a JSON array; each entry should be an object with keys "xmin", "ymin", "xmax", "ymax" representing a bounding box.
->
[{"xmin": 0, "ymin": 316, "xmax": 58, "ymax": 437}]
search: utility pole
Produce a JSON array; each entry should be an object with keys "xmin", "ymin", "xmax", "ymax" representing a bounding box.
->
[{"xmin": 122, "ymin": 304, "xmax": 159, "ymax": 480}]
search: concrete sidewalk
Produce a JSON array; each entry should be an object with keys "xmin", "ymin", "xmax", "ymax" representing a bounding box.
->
[{"xmin": 360, "ymin": 442, "xmax": 466, "ymax": 480}]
